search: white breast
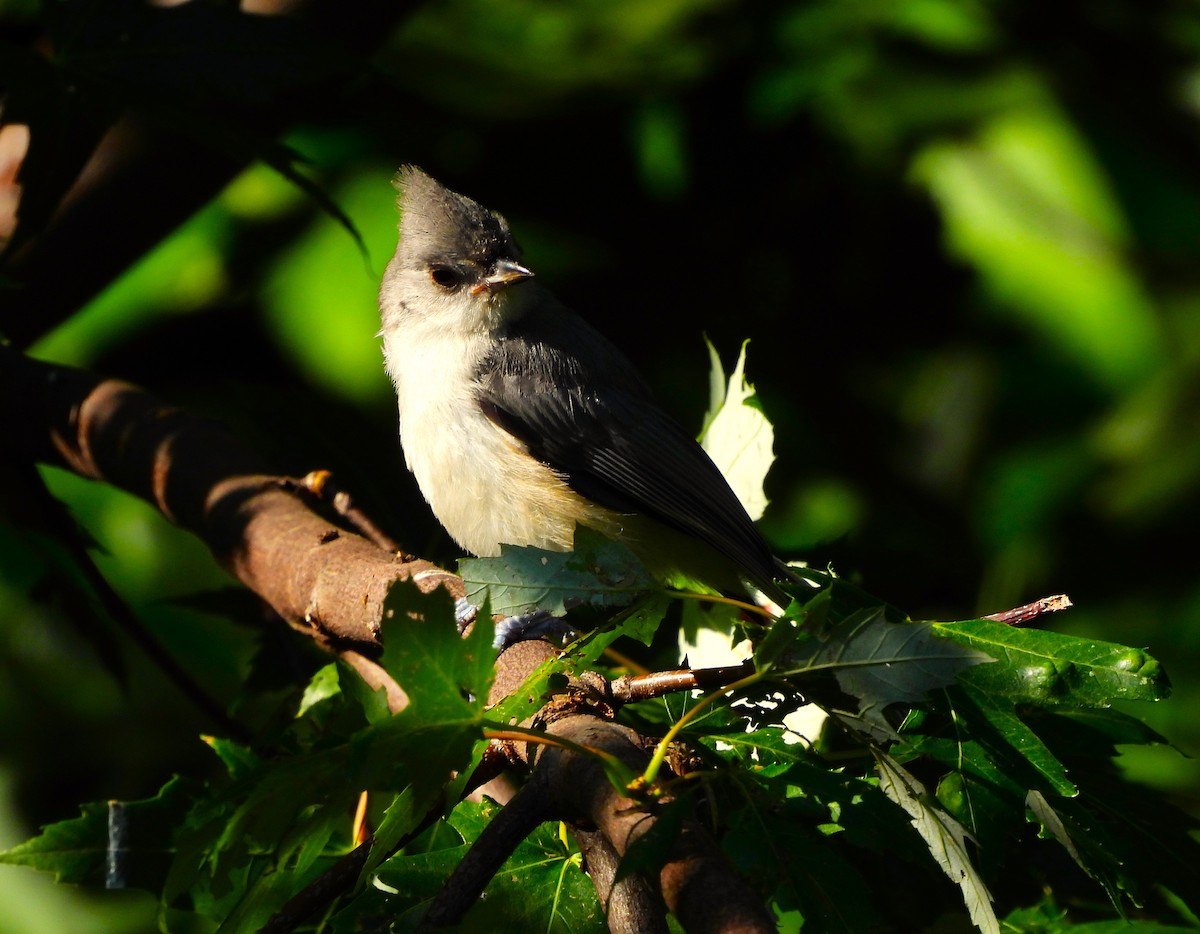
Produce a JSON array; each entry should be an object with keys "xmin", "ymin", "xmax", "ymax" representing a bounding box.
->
[{"xmin": 383, "ymin": 327, "xmax": 616, "ymax": 557}]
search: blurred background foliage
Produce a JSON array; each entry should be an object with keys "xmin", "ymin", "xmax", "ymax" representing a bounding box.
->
[{"xmin": 3, "ymin": 0, "xmax": 1200, "ymax": 929}]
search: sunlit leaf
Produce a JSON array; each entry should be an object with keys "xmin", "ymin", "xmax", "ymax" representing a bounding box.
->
[
  {"xmin": 956, "ymin": 685, "xmax": 1077, "ymax": 797},
  {"xmin": 874, "ymin": 751, "xmax": 998, "ymax": 934},
  {"xmin": 377, "ymin": 577, "xmax": 493, "ymax": 724},
  {"xmin": 700, "ymin": 338, "xmax": 775, "ymax": 520},
  {"xmin": 935, "ymin": 619, "xmax": 1169, "ymax": 706}
]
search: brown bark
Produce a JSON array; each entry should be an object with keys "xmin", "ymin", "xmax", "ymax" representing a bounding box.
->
[{"xmin": 0, "ymin": 346, "xmax": 461, "ymax": 652}]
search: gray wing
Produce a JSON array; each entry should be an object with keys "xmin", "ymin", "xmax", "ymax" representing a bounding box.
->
[{"xmin": 474, "ymin": 305, "xmax": 784, "ymax": 600}]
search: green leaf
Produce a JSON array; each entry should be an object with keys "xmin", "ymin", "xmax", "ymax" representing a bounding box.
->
[
  {"xmin": 163, "ymin": 750, "xmax": 354, "ymax": 924},
  {"xmin": 297, "ymin": 662, "xmax": 343, "ymax": 717},
  {"xmin": 212, "ymin": 805, "xmax": 344, "ymax": 934},
  {"xmin": 0, "ymin": 776, "xmax": 201, "ymax": 890},
  {"xmin": 754, "ymin": 614, "xmax": 807, "ymax": 673},
  {"xmin": 777, "ymin": 609, "xmax": 992, "ymax": 723},
  {"xmin": 935, "ymin": 620, "xmax": 1169, "ymax": 706},
  {"xmin": 201, "ymin": 736, "xmax": 263, "ymax": 783},
  {"xmin": 378, "ymin": 578, "xmax": 493, "ymax": 724},
  {"xmin": 1026, "ymin": 790, "xmax": 1105, "ymax": 890},
  {"xmin": 900, "ymin": 730, "xmax": 1026, "ymax": 801},
  {"xmin": 724, "ymin": 795, "xmax": 880, "ymax": 934},
  {"xmin": 359, "ymin": 800, "xmax": 606, "ymax": 934},
  {"xmin": 1024, "ymin": 789, "xmax": 1142, "ymax": 910},
  {"xmin": 957, "ymin": 684, "xmax": 1077, "ymax": 797},
  {"xmin": 459, "ymin": 526, "xmax": 654, "ymax": 618},
  {"xmin": 1002, "ymin": 905, "xmax": 1196, "ymax": 934},
  {"xmin": 614, "ymin": 590, "xmax": 675, "ymax": 646},
  {"xmin": 339, "ymin": 659, "xmax": 394, "ymax": 725},
  {"xmin": 699, "ymin": 338, "xmax": 775, "ymax": 520},
  {"xmin": 874, "ymin": 751, "xmax": 999, "ymax": 934},
  {"xmin": 364, "ymin": 785, "xmax": 438, "ymax": 879},
  {"xmin": 1026, "ymin": 768, "xmax": 1200, "ymax": 918},
  {"xmin": 559, "ymin": 625, "xmax": 627, "ymax": 672},
  {"xmin": 1036, "ymin": 707, "xmax": 1169, "ymax": 754},
  {"xmin": 934, "ymin": 771, "xmax": 1015, "ymax": 866},
  {"xmin": 703, "ymin": 335, "xmax": 728, "ymax": 435},
  {"xmin": 356, "ymin": 581, "xmax": 497, "ymax": 872},
  {"xmin": 703, "ymin": 728, "xmax": 919, "ymax": 859},
  {"xmin": 152, "ymin": 582, "xmax": 489, "ymax": 928},
  {"xmin": 708, "ymin": 735, "xmax": 908, "ymax": 930}
]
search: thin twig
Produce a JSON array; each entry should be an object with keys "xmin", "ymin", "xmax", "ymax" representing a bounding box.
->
[
  {"xmin": 609, "ymin": 662, "xmax": 755, "ymax": 704},
  {"xmin": 984, "ymin": 593, "xmax": 1073, "ymax": 626}
]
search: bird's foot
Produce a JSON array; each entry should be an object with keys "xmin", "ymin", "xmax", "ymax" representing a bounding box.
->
[
  {"xmin": 454, "ymin": 597, "xmax": 479, "ymax": 635},
  {"xmin": 493, "ymin": 609, "xmax": 577, "ymax": 650},
  {"xmin": 457, "ymin": 598, "xmax": 576, "ymax": 648}
]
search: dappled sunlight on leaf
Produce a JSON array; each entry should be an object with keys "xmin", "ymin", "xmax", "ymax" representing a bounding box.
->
[
  {"xmin": 875, "ymin": 751, "xmax": 999, "ymax": 934},
  {"xmin": 701, "ymin": 339, "xmax": 775, "ymax": 521}
]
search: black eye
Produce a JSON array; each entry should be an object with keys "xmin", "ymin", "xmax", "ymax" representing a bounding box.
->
[{"xmin": 429, "ymin": 265, "xmax": 461, "ymax": 290}]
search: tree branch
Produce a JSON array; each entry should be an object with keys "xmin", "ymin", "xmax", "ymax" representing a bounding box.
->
[
  {"xmin": 572, "ymin": 828, "xmax": 670, "ymax": 934},
  {"xmin": 1, "ymin": 347, "xmax": 782, "ymax": 932},
  {"xmin": 536, "ymin": 715, "xmax": 776, "ymax": 934},
  {"xmin": 0, "ymin": 346, "xmax": 461, "ymax": 653}
]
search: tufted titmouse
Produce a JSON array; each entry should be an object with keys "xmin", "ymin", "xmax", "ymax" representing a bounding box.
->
[{"xmin": 379, "ymin": 167, "xmax": 791, "ymax": 610}]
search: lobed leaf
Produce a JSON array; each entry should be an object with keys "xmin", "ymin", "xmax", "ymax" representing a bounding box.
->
[
  {"xmin": 356, "ymin": 800, "xmax": 606, "ymax": 934},
  {"xmin": 935, "ymin": 620, "xmax": 1168, "ymax": 707},
  {"xmin": 378, "ymin": 577, "xmax": 494, "ymax": 725},
  {"xmin": 724, "ymin": 794, "xmax": 881, "ymax": 933},
  {"xmin": 459, "ymin": 526, "xmax": 654, "ymax": 618},
  {"xmin": 0, "ymin": 776, "xmax": 200, "ymax": 890},
  {"xmin": 874, "ymin": 751, "xmax": 999, "ymax": 934},
  {"xmin": 955, "ymin": 685, "xmax": 1077, "ymax": 797},
  {"xmin": 772, "ymin": 609, "xmax": 992, "ymax": 724}
]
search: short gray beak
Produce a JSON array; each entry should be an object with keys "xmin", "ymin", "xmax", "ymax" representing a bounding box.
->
[{"xmin": 472, "ymin": 259, "xmax": 535, "ymax": 294}]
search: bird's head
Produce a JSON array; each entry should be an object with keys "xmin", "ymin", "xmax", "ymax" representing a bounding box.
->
[{"xmin": 381, "ymin": 166, "xmax": 535, "ymax": 336}]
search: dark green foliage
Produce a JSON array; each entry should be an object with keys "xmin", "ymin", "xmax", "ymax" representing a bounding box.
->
[{"xmin": 4, "ymin": 562, "xmax": 1194, "ymax": 932}]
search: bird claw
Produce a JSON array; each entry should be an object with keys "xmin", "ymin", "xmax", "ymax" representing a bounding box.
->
[
  {"xmin": 457, "ymin": 597, "xmax": 576, "ymax": 648},
  {"xmin": 492, "ymin": 609, "xmax": 577, "ymax": 650},
  {"xmin": 454, "ymin": 597, "xmax": 479, "ymax": 635}
]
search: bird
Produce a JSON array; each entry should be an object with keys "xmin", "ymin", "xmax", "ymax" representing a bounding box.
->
[{"xmin": 378, "ymin": 167, "xmax": 792, "ymax": 617}]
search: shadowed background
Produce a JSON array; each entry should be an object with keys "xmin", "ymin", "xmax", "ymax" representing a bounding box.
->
[{"xmin": 2, "ymin": 1, "xmax": 1199, "ymax": 929}]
